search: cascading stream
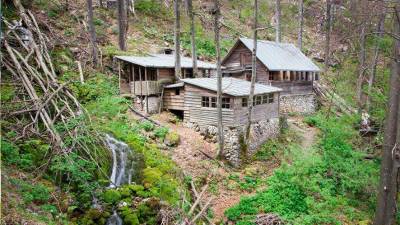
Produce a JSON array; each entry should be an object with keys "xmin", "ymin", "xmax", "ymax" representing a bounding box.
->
[{"xmin": 104, "ymin": 134, "xmax": 141, "ymax": 225}]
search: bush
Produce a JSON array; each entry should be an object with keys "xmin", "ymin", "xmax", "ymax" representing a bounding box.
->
[
  {"xmin": 140, "ymin": 121, "xmax": 155, "ymax": 132},
  {"xmin": 226, "ymin": 112, "xmax": 379, "ymax": 224},
  {"xmin": 154, "ymin": 127, "xmax": 169, "ymax": 141},
  {"xmin": 164, "ymin": 131, "xmax": 180, "ymax": 147},
  {"xmin": 10, "ymin": 179, "xmax": 51, "ymax": 204},
  {"xmin": 102, "ymin": 189, "xmax": 121, "ymax": 204}
]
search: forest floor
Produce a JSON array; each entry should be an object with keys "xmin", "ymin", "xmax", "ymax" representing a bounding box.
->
[{"xmin": 149, "ymin": 112, "xmax": 320, "ymax": 221}]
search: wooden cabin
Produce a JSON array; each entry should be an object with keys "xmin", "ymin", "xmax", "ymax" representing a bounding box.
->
[
  {"xmin": 222, "ymin": 38, "xmax": 321, "ymax": 96},
  {"xmin": 115, "ymin": 54, "xmax": 217, "ymax": 113},
  {"xmin": 163, "ymin": 78, "xmax": 282, "ymax": 127}
]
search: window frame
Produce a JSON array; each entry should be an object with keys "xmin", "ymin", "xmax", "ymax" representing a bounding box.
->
[
  {"xmin": 242, "ymin": 97, "xmax": 248, "ymax": 107},
  {"xmin": 221, "ymin": 97, "xmax": 231, "ymax": 109},
  {"xmin": 201, "ymin": 96, "xmax": 210, "ymax": 107}
]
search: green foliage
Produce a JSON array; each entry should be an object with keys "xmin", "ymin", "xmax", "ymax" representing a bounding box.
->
[
  {"xmin": 164, "ymin": 131, "xmax": 180, "ymax": 147},
  {"xmin": 140, "ymin": 121, "xmax": 155, "ymax": 132},
  {"xmin": 226, "ymin": 113, "xmax": 379, "ymax": 224},
  {"xmin": 50, "ymin": 153, "xmax": 99, "ymax": 208},
  {"xmin": 10, "ymin": 179, "xmax": 51, "ymax": 204},
  {"xmin": 102, "ymin": 189, "xmax": 122, "ymax": 204},
  {"xmin": 1, "ymin": 138, "xmax": 20, "ymax": 165},
  {"xmin": 135, "ymin": 0, "xmax": 166, "ymax": 15},
  {"xmin": 153, "ymin": 127, "xmax": 169, "ymax": 141},
  {"xmin": 0, "ymin": 84, "xmax": 15, "ymax": 102}
]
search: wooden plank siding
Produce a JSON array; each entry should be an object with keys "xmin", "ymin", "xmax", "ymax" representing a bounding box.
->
[
  {"xmin": 163, "ymin": 88, "xmax": 185, "ymax": 110},
  {"xmin": 183, "ymin": 85, "xmax": 235, "ymax": 127},
  {"xmin": 234, "ymin": 93, "xmax": 280, "ymax": 125},
  {"xmin": 222, "ymin": 41, "xmax": 315, "ymax": 95}
]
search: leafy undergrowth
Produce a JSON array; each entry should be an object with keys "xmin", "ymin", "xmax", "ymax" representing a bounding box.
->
[{"xmin": 225, "ymin": 113, "xmax": 379, "ymax": 225}]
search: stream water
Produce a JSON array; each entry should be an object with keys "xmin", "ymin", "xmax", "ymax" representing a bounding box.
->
[{"xmin": 104, "ymin": 134, "xmax": 144, "ymax": 225}]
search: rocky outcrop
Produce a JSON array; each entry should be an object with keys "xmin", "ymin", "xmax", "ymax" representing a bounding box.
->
[
  {"xmin": 279, "ymin": 94, "xmax": 316, "ymax": 114},
  {"xmin": 184, "ymin": 118, "xmax": 280, "ymax": 167}
]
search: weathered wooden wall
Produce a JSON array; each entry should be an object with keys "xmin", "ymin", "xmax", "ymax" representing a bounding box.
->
[
  {"xmin": 183, "ymin": 85, "xmax": 235, "ymax": 126},
  {"xmin": 163, "ymin": 87, "xmax": 185, "ymax": 110}
]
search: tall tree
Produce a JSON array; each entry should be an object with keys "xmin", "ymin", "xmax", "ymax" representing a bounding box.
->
[
  {"xmin": 297, "ymin": 0, "xmax": 304, "ymax": 49},
  {"xmin": 213, "ymin": 0, "xmax": 224, "ymax": 159},
  {"xmin": 117, "ymin": 0, "xmax": 127, "ymax": 50},
  {"xmin": 174, "ymin": 0, "xmax": 182, "ymax": 80},
  {"xmin": 275, "ymin": 0, "xmax": 281, "ymax": 42},
  {"xmin": 186, "ymin": 0, "xmax": 198, "ymax": 77},
  {"xmin": 324, "ymin": 0, "xmax": 331, "ymax": 72},
  {"xmin": 99, "ymin": 0, "xmax": 103, "ymax": 8},
  {"xmin": 245, "ymin": 0, "xmax": 258, "ymax": 146},
  {"xmin": 356, "ymin": 20, "xmax": 366, "ymax": 111},
  {"xmin": 374, "ymin": 6, "xmax": 400, "ymax": 224},
  {"xmin": 366, "ymin": 5, "xmax": 386, "ymax": 111},
  {"xmin": 87, "ymin": 0, "xmax": 98, "ymax": 67}
]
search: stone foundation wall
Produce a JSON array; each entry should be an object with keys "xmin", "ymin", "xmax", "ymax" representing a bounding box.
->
[
  {"xmin": 279, "ymin": 94, "xmax": 316, "ymax": 114},
  {"xmin": 138, "ymin": 96, "xmax": 160, "ymax": 114},
  {"xmin": 184, "ymin": 118, "xmax": 280, "ymax": 167}
]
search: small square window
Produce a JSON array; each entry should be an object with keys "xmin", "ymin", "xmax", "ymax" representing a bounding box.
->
[
  {"xmin": 242, "ymin": 98, "xmax": 248, "ymax": 107},
  {"xmin": 222, "ymin": 97, "xmax": 231, "ymax": 109},
  {"xmin": 269, "ymin": 73, "xmax": 274, "ymax": 81},
  {"xmin": 256, "ymin": 96, "xmax": 262, "ymax": 105},
  {"xmin": 262, "ymin": 94, "xmax": 269, "ymax": 104},
  {"xmin": 201, "ymin": 96, "xmax": 209, "ymax": 107},
  {"xmin": 268, "ymin": 93, "xmax": 274, "ymax": 103},
  {"xmin": 175, "ymin": 89, "xmax": 180, "ymax": 95},
  {"xmin": 211, "ymin": 97, "xmax": 217, "ymax": 108}
]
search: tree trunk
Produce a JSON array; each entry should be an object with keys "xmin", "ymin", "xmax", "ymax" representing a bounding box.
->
[
  {"xmin": 245, "ymin": 0, "xmax": 258, "ymax": 147},
  {"xmin": 87, "ymin": 0, "xmax": 98, "ymax": 67},
  {"xmin": 174, "ymin": 0, "xmax": 182, "ymax": 80},
  {"xmin": 186, "ymin": 0, "xmax": 198, "ymax": 77},
  {"xmin": 117, "ymin": 0, "xmax": 127, "ymax": 50},
  {"xmin": 213, "ymin": 0, "xmax": 224, "ymax": 159},
  {"xmin": 99, "ymin": 0, "xmax": 103, "ymax": 8},
  {"xmin": 356, "ymin": 22, "xmax": 366, "ymax": 111},
  {"xmin": 324, "ymin": 0, "xmax": 331, "ymax": 72},
  {"xmin": 297, "ymin": 0, "xmax": 304, "ymax": 49},
  {"xmin": 275, "ymin": 0, "xmax": 281, "ymax": 42},
  {"xmin": 366, "ymin": 6, "xmax": 386, "ymax": 111},
  {"xmin": 374, "ymin": 9, "xmax": 400, "ymax": 224}
]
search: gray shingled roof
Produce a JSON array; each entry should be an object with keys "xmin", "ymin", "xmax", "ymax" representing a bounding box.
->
[
  {"xmin": 174, "ymin": 78, "xmax": 282, "ymax": 96},
  {"xmin": 231, "ymin": 38, "xmax": 320, "ymax": 72},
  {"xmin": 115, "ymin": 54, "xmax": 217, "ymax": 69}
]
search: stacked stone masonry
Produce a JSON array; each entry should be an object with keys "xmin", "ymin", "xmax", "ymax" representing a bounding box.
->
[{"xmin": 279, "ymin": 94, "xmax": 316, "ymax": 114}]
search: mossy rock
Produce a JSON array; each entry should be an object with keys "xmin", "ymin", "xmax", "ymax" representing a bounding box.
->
[
  {"xmin": 102, "ymin": 189, "xmax": 121, "ymax": 204},
  {"xmin": 127, "ymin": 184, "xmax": 145, "ymax": 193},
  {"xmin": 143, "ymin": 168, "xmax": 162, "ymax": 188},
  {"xmin": 119, "ymin": 186, "xmax": 132, "ymax": 198},
  {"xmin": 164, "ymin": 131, "xmax": 180, "ymax": 147}
]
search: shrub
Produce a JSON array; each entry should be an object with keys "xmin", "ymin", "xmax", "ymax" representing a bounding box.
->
[
  {"xmin": 140, "ymin": 121, "xmax": 155, "ymax": 132},
  {"xmin": 154, "ymin": 127, "xmax": 169, "ymax": 141},
  {"xmin": 10, "ymin": 179, "xmax": 51, "ymax": 204},
  {"xmin": 164, "ymin": 131, "xmax": 180, "ymax": 147},
  {"xmin": 102, "ymin": 189, "xmax": 121, "ymax": 204}
]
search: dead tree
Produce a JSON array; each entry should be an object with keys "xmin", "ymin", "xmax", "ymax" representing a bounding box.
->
[
  {"xmin": 186, "ymin": 0, "xmax": 198, "ymax": 77},
  {"xmin": 245, "ymin": 0, "xmax": 258, "ymax": 148},
  {"xmin": 374, "ymin": 6, "xmax": 400, "ymax": 224},
  {"xmin": 356, "ymin": 20, "xmax": 366, "ymax": 111},
  {"xmin": 324, "ymin": 0, "xmax": 331, "ymax": 72},
  {"xmin": 213, "ymin": 0, "xmax": 224, "ymax": 159},
  {"xmin": 117, "ymin": 0, "xmax": 127, "ymax": 50},
  {"xmin": 275, "ymin": 0, "xmax": 281, "ymax": 42},
  {"xmin": 174, "ymin": 0, "xmax": 182, "ymax": 80},
  {"xmin": 366, "ymin": 4, "xmax": 387, "ymax": 111},
  {"xmin": 297, "ymin": 0, "xmax": 304, "ymax": 49},
  {"xmin": 87, "ymin": 0, "xmax": 98, "ymax": 66}
]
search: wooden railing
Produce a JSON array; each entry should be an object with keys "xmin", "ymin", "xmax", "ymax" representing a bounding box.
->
[{"xmin": 131, "ymin": 81, "xmax": 160, "ymax": 95}]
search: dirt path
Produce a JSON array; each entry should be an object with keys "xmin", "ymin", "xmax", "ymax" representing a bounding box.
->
[
  {"xmin": 288, "ymin": 116, "xmax": 319, "ymax": 149},
  {"xmin": 149, "ymin": 113, "xmax": 318, "ymax": 222}
]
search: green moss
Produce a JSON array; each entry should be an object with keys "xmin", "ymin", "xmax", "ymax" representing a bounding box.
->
[
  {"xmin": 102, "ymin": 189, "xmax": 121, "ymax": 205},
  {"xmin": 0, "ymin": 84, "xmax": 15, "ymax": 102},
  {"xmin": 164, "ymin": 131, "xmax": 180, "ymax": 147}
]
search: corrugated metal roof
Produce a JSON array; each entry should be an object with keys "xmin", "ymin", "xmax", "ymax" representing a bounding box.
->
[
  {"xmin": 180, "ymin": 78, "xmax": 282, "ymax": 96},
  {"xmin": 164, "ymin": 82, "xmax": 184, "ymax": 88},
  {"xmin": 115, "ymin": 54, "xmax": 217, "ymax": 69},
  {"xmin": 238, "ymin": 38, "xmax": 321, "ymax": 72}
]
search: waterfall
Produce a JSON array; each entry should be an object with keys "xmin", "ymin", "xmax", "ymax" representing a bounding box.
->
[
  {"xmin": 106, "ymin": 210, "xmax": 123, "ymax": 225},
  {"xmin": 105, "ymin": 134, "xmax": 131, "ymax": 188}
]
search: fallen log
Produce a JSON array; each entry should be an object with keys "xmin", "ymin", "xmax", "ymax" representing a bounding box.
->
[{"xmin": 128, "ymin": 106, "xmax": 161, "ymax": 126}]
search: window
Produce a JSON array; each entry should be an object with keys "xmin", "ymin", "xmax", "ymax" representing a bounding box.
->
[
  {"xmin": 211, "ymin": 97, "xmax": 217, "ymax": 108},
  {"xmin": 268, "ymin": 93, "xmax": 274, "ymax": 103},
  {"xmin": 175, "ymin": 89, "xmax": 180, "ymax": 95},
  {"xmin": 201, "ymin": 96, "xmax": 209, "ymax": 107},
  {"xmin": 222, "ymin": 98, "xmax": 231, "ymax": 108},
  {"xmin": 242, "ymin": 98, "xmax": 248, "ymax": 107},
  {"xmin": 315, "ymin": 73, "xmax": 319, "ymax": 81},
  {"xmin": 253, "ymin": 95, "xmax": 262, "ymax": 106},
  {"xmin": 262, "ymin": 94, "xmax": 269, "ymax": 104},
  {"xmin": 269, "ymin": 73, "xmax": 274, "ymax": 81}
]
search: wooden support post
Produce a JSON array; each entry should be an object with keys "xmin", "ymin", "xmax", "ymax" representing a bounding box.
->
[
  {"xmin": 133, "ymin": 65, "xmax": 136, "ymax": 95},
  {"xmin": 77, "ymin": 61, "xmax": 84, "ymax": 84},
  {"xmin": 279, "ymin": 70, "xmax": 283, "ymax": 81},
  {"xmin": 145, "ymin": 67, "xmax": 149, "ymax": 114},
  {"xmin": 139, "ymin": 66, "xmax": 143, "ymax": 110}
]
